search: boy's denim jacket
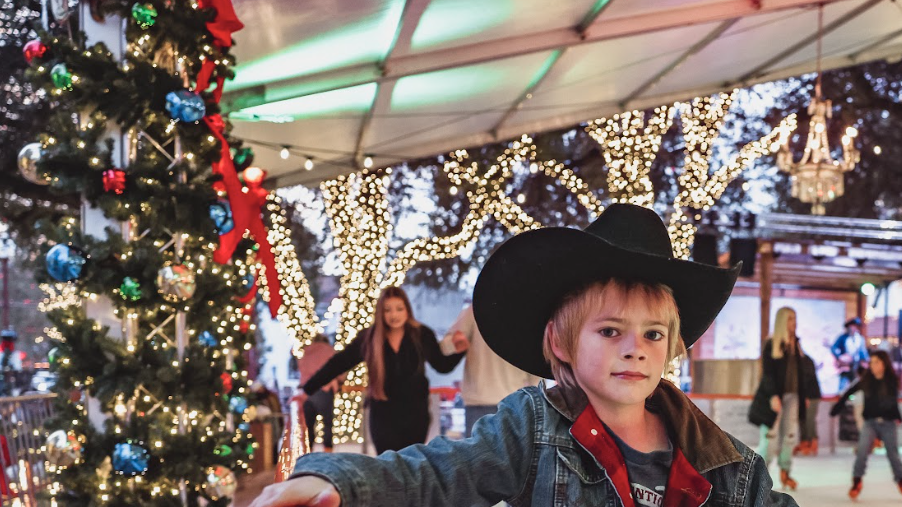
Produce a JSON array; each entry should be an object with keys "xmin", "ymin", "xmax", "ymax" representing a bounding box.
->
[{"xmin": 293, "ymin": 380, "xmax": 798, "ymax": 507}]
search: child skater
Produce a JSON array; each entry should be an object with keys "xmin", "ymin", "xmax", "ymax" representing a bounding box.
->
[
  {"xmin": 250, "ymin": 203, "xmax": 798, "ymax": 507},
  {"xmin": 830, "ymin": 349, "xmax": 902, "ymax": 499}
]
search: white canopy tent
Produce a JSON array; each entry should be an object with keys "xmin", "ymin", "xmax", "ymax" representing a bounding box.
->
[{"xmin": 226, "ymin": 0, "xmax": 902, "ymax": 188}]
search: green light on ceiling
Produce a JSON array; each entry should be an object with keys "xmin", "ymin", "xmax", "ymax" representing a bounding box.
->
[
  {"xmin": 527, "ymin": 50, "xmax": 564, "ymax": 91},
  {"xmin": 410, "ymin": 0, "xmax": 514, "ymax": 51},
  {"xmin": 391, "ymin": 64, "xmax": 510, "ymax": 110},
  {"xmin": 232, "ymin": 83, "xmax": 377, "ymax": 120},
  {"xmin": 230, "ymin": 0, "xmax": 406, "ymax": 91}
]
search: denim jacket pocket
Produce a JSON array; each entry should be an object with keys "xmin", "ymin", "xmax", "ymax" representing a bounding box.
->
[
  {"xmin": 553, "ymin": 448, "xmax": 614, "ymax": 507},
  {"xmin": 556, "ymin": 447, "xmax": 606, "ymax": 484}
]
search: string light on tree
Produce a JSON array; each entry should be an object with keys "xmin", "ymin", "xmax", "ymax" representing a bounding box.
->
[
  {"xmin": 265, "ymin": 194, "xmax": 323, "ymax": 354},
  {"xmin": 587, "ymin": 106, "xmax": 673, "ymax": 207},
  {"xmin": 667, "ymin": 111, "xmax": 797, "ymax": 259}
]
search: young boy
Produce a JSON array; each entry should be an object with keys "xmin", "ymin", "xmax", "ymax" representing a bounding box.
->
[{"xmin": 250, "ymin": 204, "xmax": 798, "ymax": 507}]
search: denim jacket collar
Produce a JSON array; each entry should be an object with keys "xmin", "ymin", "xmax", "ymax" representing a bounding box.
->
[{"xmin": 541, "ymin": 379, "xmax": 743, "ymax": 474}]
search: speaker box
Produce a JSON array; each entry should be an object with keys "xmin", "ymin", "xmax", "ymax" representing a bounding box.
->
[
  {"xmin": 730, "ymin": 238, "xmax": 757, "ymax": 277},
  {"xmin": 692, "ymin": 234, "xmax": 718, "ymax": 266}
]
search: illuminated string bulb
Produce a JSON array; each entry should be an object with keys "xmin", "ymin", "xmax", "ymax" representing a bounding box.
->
[{"xmin": 587, "ymin": 106, "xmax": 673, "ymax": 207}]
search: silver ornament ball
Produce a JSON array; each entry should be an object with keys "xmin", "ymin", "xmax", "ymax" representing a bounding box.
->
[{"xmin": 17, "ymin": 142, "xmax": 50, "ymax": 185}]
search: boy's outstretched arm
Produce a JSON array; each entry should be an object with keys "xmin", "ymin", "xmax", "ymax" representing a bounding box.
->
[
  {"xmin": 249, "ymin": 476, "xmax": 339, "ymax": 507},
  {"xmin": 251, "ymin": 388, "xmax": 537, "ymax": 507}
]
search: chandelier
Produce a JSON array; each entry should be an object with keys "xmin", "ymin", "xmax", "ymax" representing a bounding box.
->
[{"xmin": 776, "ymin": 4, "xmax": 860, "ymax": 215}]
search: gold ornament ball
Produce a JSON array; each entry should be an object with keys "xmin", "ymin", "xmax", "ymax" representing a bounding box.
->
[
  {"xmin": 156, "ymin": 264, "xmax": 197, "ymax": 300},
  {"xmin": 205, "ymin": 465, "xmax": 237, "ymax": 500}
]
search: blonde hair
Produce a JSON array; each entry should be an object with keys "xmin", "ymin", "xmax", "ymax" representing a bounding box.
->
[
  {"xmin": 542, "ymin": 279, "xmax": 686, "ymax": 393},
  {"xmin": 363, "ymin": 286, "xmax": 420, "ymax": 401},
  {"xmin": 770, "ymin": 307, "xmax": 797, "ymax": 359}
]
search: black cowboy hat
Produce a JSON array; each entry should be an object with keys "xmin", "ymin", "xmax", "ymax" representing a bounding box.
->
[
  {"xmin": 473, "ymin": 203, "xmax": 741, "ymax": 379},
  {"xmin": 844, "ymin": 317, "xmax": 862, "ymax": 328}
]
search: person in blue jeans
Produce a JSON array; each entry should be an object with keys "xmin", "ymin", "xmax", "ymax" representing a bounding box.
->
[
  {"xmin": 250, "ymin": 204, "xmax": 797, "ymax": 507},
  {"xmin": 830, "ymin": 349, "xmax": 902, "ymax": 499}
]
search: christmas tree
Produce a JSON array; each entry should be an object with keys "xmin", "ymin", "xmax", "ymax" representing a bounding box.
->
[{"xmin": 21, "ymin": 1, "xmax": 279, "ymax": 504}]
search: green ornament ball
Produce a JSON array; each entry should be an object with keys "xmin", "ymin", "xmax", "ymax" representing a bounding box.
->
[
  {"xmin": 246, "ymin": 443, "xmax": 254, "ymax": 457},
  {"xmin": 119, "ymin": 277, "xmax": 142, "ymax": 301},
  {"xmin": 50, "ymin": 63, "xmax": 72, "ymax": 90},
  {"xmin": 131, "ymin": 3, "xmax": 158, "ymax": 29},
  {"xmin": 48, "ymin": 347, "xmax": 61, "ymax": 366},
  {"xmin": 214, "ymin": 444, "xmax": 233, "ymax": 457},
  {"xmin": 232, "ymin": 147, "xmax": 254, "ymax": 170}
]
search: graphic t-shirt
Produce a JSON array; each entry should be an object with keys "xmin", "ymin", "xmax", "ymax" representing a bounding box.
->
[{"xmin": 607, "ymin": 425, "xmax": 673, "ymax": 507}]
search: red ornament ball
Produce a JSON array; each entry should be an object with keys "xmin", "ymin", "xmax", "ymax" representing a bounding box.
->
[
  {"xmin": 23, "ymin": 39, "xmax": 48, "ymax": 64},
  {"xmin": 102, "ymin": 169, "xmax": 126, "ymax": 194},
  {"xmin": 220, "ymin": 373, "xmax": 233, "ymax": 394}
]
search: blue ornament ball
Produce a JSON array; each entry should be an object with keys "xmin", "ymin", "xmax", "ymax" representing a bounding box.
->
[
  {"xmin": 165, "ymin": 89, "xmax": 206, "ymax": 122},
  {"xmin": 209, "ymin": 200, "xmax": 234, "ymax": 235},
  {"xmin": 240, "ymin": 273, "xmax": 255, "ymax": 295},
  {"xmin": 228, "ymin": 396, "xmax": 248, "ymax": 415},
  {"xmin": 112, "ymin": 442, "xmax": 149, "ymax": 476},
  {"xmin": 199, "ymin": 331, "xmax": 218, "ymax": 347},
  {"xmin": 46, "ymin": 244, "xmax": 85, "ymax": 282}
]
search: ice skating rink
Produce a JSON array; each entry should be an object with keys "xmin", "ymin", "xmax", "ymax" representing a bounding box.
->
[{"xmin": 777, "ymin": 447, "xmax": 902, "ymax": 506}]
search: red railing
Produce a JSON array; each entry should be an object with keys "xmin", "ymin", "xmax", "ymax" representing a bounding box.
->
[{"xmin": 0, "ymin": 394, "xmax": 56, "ymax": 507}]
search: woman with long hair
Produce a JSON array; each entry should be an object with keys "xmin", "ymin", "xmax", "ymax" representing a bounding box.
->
[
  {"xmin": 830, "ymin": 349, "xmax": 902, "ymax": 499},
  {"xmin": 298, "ymin": 287, "xmax": 468, "ymax": 454},
  {"xmin": 748, "ymin": 307, "xmax": 806, "ymax": 490}
]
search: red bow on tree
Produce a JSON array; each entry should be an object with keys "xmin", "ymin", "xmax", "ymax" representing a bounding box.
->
[
  {"xmin": 198, "ymin": 0, "xmax": 244, "ymax": 47},
  {"xmin": 196, "ymin": 0, "xmax": 244, "ymax": 103},
  {"xmin": 194, "ymin": 0, "xmax": 283, "ymax": 318},
  {"xmin": 205, "ymin": 115, "xmax": 283, "ymax": 318}
]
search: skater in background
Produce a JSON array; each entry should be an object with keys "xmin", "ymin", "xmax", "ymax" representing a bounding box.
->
[
  {"xmin": 830, "ymin": 350, "xmax": 902, "ymax": 499},
  {"xmin": 749, "ymin": 307, "xmax": 806, "ymax": 490},
  {"xmin": 794, "ymin": 353, "xmax": 821, "ymax": 456}
]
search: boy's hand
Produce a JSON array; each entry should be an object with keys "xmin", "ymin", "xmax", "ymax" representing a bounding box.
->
[{"xmin": 249, "ymin": 476, "xmax": 340, "ymax": 507}]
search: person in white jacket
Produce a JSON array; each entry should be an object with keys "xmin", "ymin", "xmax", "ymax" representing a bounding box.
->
[{"xmin": 443, "ymin": 303, "xmax": 539, "ymax": 437}]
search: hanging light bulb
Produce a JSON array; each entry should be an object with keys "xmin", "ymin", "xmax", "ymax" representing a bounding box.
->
[
  {"xmin": 242, "ymin": 166, "xmax": 266, "ymax": 186},
  {"xmin": 280, "ymin": 146, "xmax": 290, "ymax": 160},
  {"xmin": 363, "ymin": 155, "xmax": 373, "ymax": 169},
  {"xmin": 304, "ymin": 158, "xmax": 314, "ymax": 171}
]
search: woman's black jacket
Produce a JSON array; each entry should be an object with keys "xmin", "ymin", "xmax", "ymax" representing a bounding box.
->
[{"xmin": 748, "ymin": 338, "xmax": 807, "ymax": 428}]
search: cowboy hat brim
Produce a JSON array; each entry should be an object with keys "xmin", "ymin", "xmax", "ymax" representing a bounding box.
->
[{"xmin": 473, "ymin": 227, "xmax": 741, "ymax": 379}]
